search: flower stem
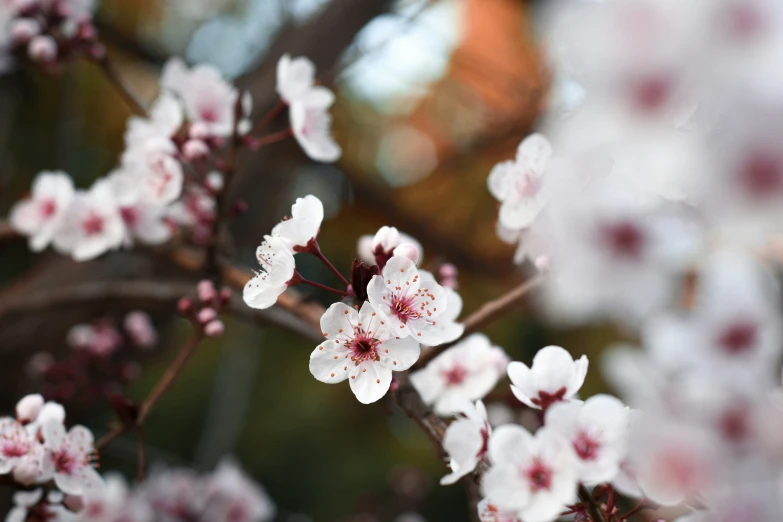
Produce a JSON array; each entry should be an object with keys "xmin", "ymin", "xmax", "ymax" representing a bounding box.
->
[
  {"xmin": 246, "ymin": 128, "xmax": 293, "ymax": 149},
  {"xmin": 92, "ymin": 53, "xmax": 148, "ymax": 117},
  {"xmin": 252, "ymin": 99, "xmax": 287, "ymax": 133},
  {"xmin": 291, "ymin": 271, "xmax": 349, "ymax": 296},
  {"xmin": 309, "ymin": 240, "xmax": 350, "ymax": 287}
]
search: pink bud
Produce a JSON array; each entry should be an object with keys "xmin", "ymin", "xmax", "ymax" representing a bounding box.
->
[
  {"xmin": 124, "ymin": 311, "xmax": 158, "ymax": 349},
  {"xmin": 67, "ymin": 324, "xmax": 95, "ymax": 350},
  {"xmin": 372, "ymin": 226, "xmax": 400, "ymax": 254},
  {"xmin": 197, "ymin": 307, "xmax": 217, "ymax": 324},
  {"xmin": 12, "ymin": 459, "xmax": 41, "ymax": 486},
  {"xmin": 183, "ymin": 139, "xmax": 209, "ymax": 161},
  {"xmin": 15, "ymin": 394, "xmax": 43, "ymax": 423},
  {"xmin": 534, "ymin": 256, "xmax": 550, "ymax": 274},
  {"xmin": 393, "ymin": 243, "xmax": 420, "ymax": 265},
  {"xmin": 219, "ymin": 287, "xmax": 232, "ymax": 305},
  {"xmin": 189, "ymin": 122, "xmax": 210, "ymax": 140},
  {"xmin": 178, "ymin": 297, "xmax": 194, "ymax": 315},
  {"xmin": 439, "ymin": 263, "xmax": 458, "ymax": 279},
  {"xmin": 197, "ymin": 279, "xmax": 217, "ymax": 303},
  {"xmin": 27, "ymin": 35, "xmax": 57, "ymax": 63},
  {"xmin": 11, "ymin": 18, "xmax": 39, "ymax": 45},
  {"xmin": 204, "ymin": 320, "xmax": 225, "ymax": 338}
]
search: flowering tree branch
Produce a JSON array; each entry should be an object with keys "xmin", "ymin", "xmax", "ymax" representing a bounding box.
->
[{"xmin": 91, "ymin": 52, "xmax": 149, "ymax": 117}]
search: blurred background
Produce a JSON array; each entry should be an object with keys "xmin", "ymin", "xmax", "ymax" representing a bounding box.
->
[{"xmin": 0, "ymin": 0, "xmax": 623, "ymax": 519}]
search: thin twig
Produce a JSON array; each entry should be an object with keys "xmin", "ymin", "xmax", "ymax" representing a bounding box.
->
[
  {"xmin": 92, "ymin": 54, "xmax": 148, "ymax": 117},
  {"xmin": 413, "ymin": 273, "xmax": 544, "ymax": 369},
  {"xmin": 136, "ymin": 426, "xmax": 145, "ymax": 482},
  {"xmin": 310, "ymin": 240, "xmax": 350, "ymax": 287},
  {"xmin": 578, "ymin": 484, "xmax": 607, "ymax": 522}
]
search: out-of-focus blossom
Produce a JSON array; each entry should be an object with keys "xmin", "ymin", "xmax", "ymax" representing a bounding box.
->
[
  {"xmin": 276, "ymin": 54, "xmax": 316, "ymax": 104},
  {"xmin": 123, "ymin": 311, "xmax": 158, "ymax": 349},
  {"xmin": 6, "ymin": 489, "xmax": 43, "ymax": 522},
  {"xmin": 477, "ymin": 498, "xmax": 520, "ymax": 522},
  {"xmin": 482, "ymin": 425, "xmax": 579, "ymax": 522},
  {"xmin": 10, "ymin": 171, "xmax": 74, "ymax": 252},
  {"xmin": 309, "ymin": 302, "xmax": 420, "ymax": 404},
  {"xmin": 545, "ymin": 394, "xmax": 629, "ymax": 485},
  {"xmin": 53, "ymin": 180, "xmax": 125, "ymax": 261},
  {"xmin": 507, "ymin": 346, "xmax": 588, "ymax": 410},
  {"xmin": 411, "ymin": 333, "xmax": 507, "ymax": 415},
  {"xmin": 358, "ymin": 226, "xmax": 424, "ymax": 268},
  {"xmin": 441, "ymin": 400, "xmax": 491, "ymax": 485},
  {"xmin": 41, "ymin": 422, "xmax": 102, "ymax": 496},
  {"xmin": 290, "ymin": 90, "xmax": 341, "ymax": 162}
]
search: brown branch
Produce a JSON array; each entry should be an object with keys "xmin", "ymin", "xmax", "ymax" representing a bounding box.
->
[
  {"xmin": 413, "ymin": 273, "xmax": 544, "ymax": 370},
  {"xmin": 579, "ymin": 484, "xmax": 607, "ymax": 522},
  {"xmin": 0, "ymin": 220, "xmax": 19, "ymax": 243},
  {"xmin": 91, "ymin": 53, "xmax": 149, "ymax": 117}
]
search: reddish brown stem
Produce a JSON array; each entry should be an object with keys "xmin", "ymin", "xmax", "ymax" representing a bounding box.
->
[
  {"xmin": 92, "ymin": 54, "xmax": 148, "ymax": 117},
  {"xmin": 246, "ymin": 128, "xmax": 293, "ymax": 149}
]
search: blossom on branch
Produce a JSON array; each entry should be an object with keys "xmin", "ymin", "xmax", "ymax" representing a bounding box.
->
[
  {"xmin": 243, "ymin": 236, "xmax": 296, "ymax": 310},
  {"xmin": 271, "ymin": 195, "xmax": 324, "ymax": 251},
  {"xmin": 309, "ymin": 302, "xmax": 420, "ymax": 404},
  {"xmin": 440, "ymin": 400, "xmax": 491, "ymax": 485},
  {"xmin": 507, "ymin": 346, "xmax": 588, "ymax": 411},
  {"xmin": 9, "ymin": 171, "xmax": 74, "ymax": 252}
]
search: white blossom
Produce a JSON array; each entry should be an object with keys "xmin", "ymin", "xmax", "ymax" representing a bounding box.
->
[
  {"xmin": 271, "ymin": 194, "xmax": 324, "ymax": 251},
  {"xmin": 290, "ymin": 89, "xmax": 341, "ymax": 162},
  {"xmin": 367, "ymin": 256, "xmax": 453, "ymax": 346},
  {"xmin": 276, "ymin": 54, "xmax": 316, "ymax": 104},
  {"xmin": 41, "ymin": 421, "xmax": 103, "ymax": 496},
  {"xmin": 441, "ymin": 400, "xmax": 491, "ymax": 485},
  {"xmin": 508, "ymin": 346, "xmax": 588, "ymax": 410},
  {"xmin": 411, "ymin": 333, "xmax": 507, "ymax": 415},
  {"xmin": 9, "ymin": 171, "xmax": 74, "ymax": 252},
  {"xmin": 243, "ymin": 235, "xmax": 296, "ymax": 310},
  {"xmin": 482, "ymin": 425, "xmax": 579, "ymax": 522},
  {"xmin": 309, "ymin": 301, "xmax": 420, "ymax": 404}
]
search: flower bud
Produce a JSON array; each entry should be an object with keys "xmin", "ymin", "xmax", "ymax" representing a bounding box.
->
[
  {"xmin": 393, "ymin": 243, "xmax": 420, "ymax": 265},
  {"xmin": 197, "ymin": 279, "xmax": 217, "ymax": 303},
  {"xmin": 27, "ymin": 35, "xmax": 57, "ymax": 63},
  {"xmin": 439, "ymin": 263, "xmax": 458, "ymax": 279},
  {"xmin": 197, "ymin": 307, "xmax": 217, "ymax": 324},
  {"xmin": 15, "ymin": 394, "xmax": 43, "ymax": 423},
  {"xmin": 204, "ymin": 320, "xmax": 225, "ymax": 338},
  {"xmin": 219, "ymin": 287, "xmax": 232, "ymax": 305},
  {"xmin": 11, "ymin": 18, "xmax": 39, "ymax": 45},
  {"xmin": 205, "ymin": 171, "xmax": 224, "ymax": 192},
  {"xmin": 13, "ymin": 459, "xmax": 41, "ymax": 486},
  {"xmin": 372, "ymin": 226, "xmax": 400, "ymax": 254},
  {"xmin": 183, "ymin": 139, "xmax": 209, "ymax": 161},
  {"xmin": 178, "ymin": 297, "xmax": 194, "ymax": 315},
  {"xmin": 124, "ymin": 311, "xmax": 157, "ymax": 349}
]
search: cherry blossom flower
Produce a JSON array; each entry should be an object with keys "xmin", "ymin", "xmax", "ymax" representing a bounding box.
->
[
  {"xmin": 358, "ymin": 226, "xmax": 424, "ymax": 268},
  {"xmin": 477, "ymin": 498, "xmax": 520, "ymax": 522},
  {"xmin": 76, "ymin": 474, "xmax": 143, "ymax": 522},
  {"xmin": 161, "ymin": 58, "xmax": 250, "ymax": 137},
  {"xmin": 411, "ymin": 333, "xmax": 507, "ymax": 415},
  {"xmin": 482, "ymin": 425, "xmax": 579, "ymax": 522},
  {"xmin": 201, "ymin": 459, "xmax": 276, "ymax": 522},
  {"xmin": 276, "ymin": 54, "xmax": 317, "ymax": 104},
  {"xmin": 544, "ymin": 394, "xmax": 630, "ymax": 485},
  {"xmin": 488, "ymin": 133, "xmax": 552, "ymax": 231},
  {"xmin": 118, "ymin": 136, "xmax": 184, "ymax": 206},
  {"xmin": 367, "ymin": 256, "xmax": 453, "ymax": 346},
  {"xmin": 53, "ymin": 180, "xmax": 125, "ymax": 261},
  {"xmin": 124, "ymin": 94, "xmax": 183, "ymax": 149},
  {"xmin": 309, "ymin": 301, "xmax": 420, "ymax": 404},
  {"xmin": 41, "ymin": 421, "xmax": 103, "ymax": 496},
  {"xmin": 290, "ymin": 89, "xmax": 341, "ymax": 162},
  {"xmin": 9, "ymin": 171, "xmax": 74, "ymax": 252},
  {"xmin": 507, "ymin": 346, "xmax": 588, "ymax": 410},
  {"xmin": 271, "ymin": 195, "xmax": 324, "ymax": 251},
  {"xmin": 0, "ymin": 417, "xmax": 43, "ymax": 482},
  {"xmin": 107, "ymin": 172, "xmax": 171, "ymax": 246},
  {"xmin": 124, "ymin": 311, "xmax": 158, "ymax": 349},
  {"xmin": 16, "ymin": 394, "xmax": 44, "ymax": 424},
  {"xmin": 243, "ymin": 235, "xmax": 296, "ymax": 310},
  {"xmin": 441, "ymin": 400, "xmax": 491, "ymax": 485}
]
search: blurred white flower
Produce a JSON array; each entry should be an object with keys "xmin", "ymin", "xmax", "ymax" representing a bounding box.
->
[
  {"xmin": 9, "ymin": 171, "xmax": 74, "ymax": 252},
  {"xmin": 441, "ymin": 400, "xmax": 490, "ymax": 485}
]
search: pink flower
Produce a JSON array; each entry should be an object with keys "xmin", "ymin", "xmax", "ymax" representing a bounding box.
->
[
  {"xmin": 309, "ymin": 302, "xmax": 420, "ymax": 404},
  {"xmin": 42, "ymin": 421, "xmax": 103, "ymax": 496}
]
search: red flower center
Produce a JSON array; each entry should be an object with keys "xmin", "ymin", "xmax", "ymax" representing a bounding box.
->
[
  {"xmin": 531, "ymin": 386, "xmax": 567, "ymax": 411},
  {"xmin": 740, "ymin": 150, "xmax": 783, "ymax": 198},
  {"xmin": 573, "ymin": 432, "xmax": 601, "ymax": 461},
  {"xmin": 40, "ymin": 199, "xmax": 57, "ymax": 219},
  {"xmin": 525, "ymin": 459, "xmax": 553, "ymax": 492},
  {"xmin": 601, "ymin": 220, "xmax": 645, "ymax": 260},
  {"xmin": 442, "ymin": 365, "xmax": 468, "ymax": 386},
  {"xmin": 82, "ymin": 212, "xmax": 104, "ymax": 236},
  {"xmin": 718, "ymin": 321, "xmax": 757, "ymax": 355}
]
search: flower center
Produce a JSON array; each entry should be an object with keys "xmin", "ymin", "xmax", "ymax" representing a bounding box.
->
[
  {"xmin": 82, "ymin": 212, "xmax": 104, "ymax": 236},
  {"xmin": 719, "ymin": 407, "xmax": 750, "ymax": 443},
  {"xmin": 391, "ymin": 294, "xmax": 422, "ymax": 324},
  {"xmin": 442, "ymin": 365, "xmax": 468, "ymax": 386},
  {"xmin": 531, "ymin": 386, "xmax": 567, "ymax": 410},
  {"xmin": 348, "ymin": 334, "xmax": 380, "ymax": 364},
  {"xmin": 1, "ymin": 439, "xmax": 29, "ymax": 458},
  {"xmin": 525, "ymin": 459, "xmax": 553, "ymax": 492},
  {"xmin": 54, "ymin": 449, "xmax": 77, "ymax": 475},
  {"xmin": 631, "ymin": 75, "xmax": 671, "ymax": 112},
  {"xmin": 740, "ymin": 150, "xmax": 783, "ymax": 198},
  {"xmin": 39, "ymin": 199, "xmax": 57, "ymax": 219},
  {"xmin": 573, "ymin": 432, "xmax": 601, "ymax": 461},
  {"xmin": 120, "ymin": 206, "xmax": 139, "ymax": 227},
  {"xmin": 601, "ymin": 220, "xmax": 645, "ymax": 260},
  {"xmin": 718, "ymin": 321, "xmax": 757, "ymax": 355}
]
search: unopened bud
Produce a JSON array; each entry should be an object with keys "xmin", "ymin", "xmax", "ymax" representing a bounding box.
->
[
  {"xmin": 197, "ymin": 279, "xmax": 217, "ymax": 303},
  {"xmin": 177, "ymin": 297, "xmax": 194, "ymax": 315},
  {"xmin": 439, "ymin": 263, "xmax": 458, "ymax": 279},
  {"xmin": 27, "ymin": 35, "xmax": 57, "ymax": 63},
  {"xmin": 205, "ymin": 171, "xmax": 224, "ymax": 192},
  {"xmin": 204, "ymin": 320, "xmax": 225, "ymax": 338},
  {"xmin": 183, "ymin": 139, "xmax": 209, "ymax": 161},
  {"xmin": 219, "ymin": 287, "xmax": 232, "ymax": 305},
  {"xmin": 372, "ymin": 226, "xmax": 400, "ymax": 254},
  {"xmin": 15, "ymin": 394, "xmax": 43, "ymax": 423},
  {"xmin": 393, "ymin": 243, "xmax": 420, "ymax": 265},
  {"xmin": 124, "ymin": 311, "xmax": 157, "ymax": 349},
  {"xmin": 11, "ymin": 18, "xmax": 39, "ymax": 45},
  {"xmin": 197, "ymin": 307, "xmax": 217, "ymax": 324}
]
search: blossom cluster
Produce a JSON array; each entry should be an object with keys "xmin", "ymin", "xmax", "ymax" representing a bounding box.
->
[
  {"xmin": 8, "ymin": 54, "xmax": 340, "ymax": 261},
  {"xmin": 26, "ymin": 311, "xmax": 157, "ymax": 404},
  {"xmin": 0, "ymin": 0, "xmax": 97, "ymax": 71}
]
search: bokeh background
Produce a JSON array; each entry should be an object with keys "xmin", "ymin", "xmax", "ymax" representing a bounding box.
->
[{"xmin": 0, "ymin": 0, "xmax": 624, "ymax": 519}]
